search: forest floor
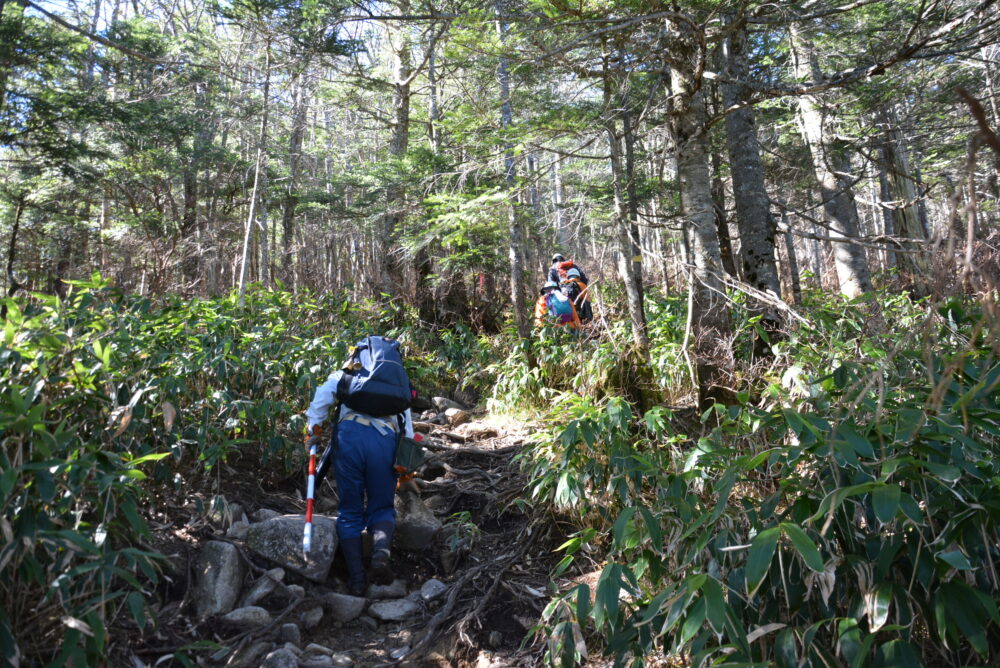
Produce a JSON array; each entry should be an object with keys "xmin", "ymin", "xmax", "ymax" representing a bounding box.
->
[{"xmin": 119, "ymin": 409, "xmax": 573, "ymax": 668}]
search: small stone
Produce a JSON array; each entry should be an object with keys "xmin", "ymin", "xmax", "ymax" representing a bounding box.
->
[
  {"xmin": 444, "ymin": 408, "xmax": 471, "ymax": 427},
  {"xmin": 282, "ymin": 642, "xmax": 302, "ymax": 656},
  {"xmin": 367, "ymin": 579, "xmax": 407, "ymax": 599},
  {"xmin": 229, "ymin": 503, "xmax": 246, "ymax": 523},
  {"xmin": 221, "ymin": 606, "xmax": 271, "ymax": 629},
  {"xmin": 358, "ymin": 615, "xmax": 379, "ymax": 631},
  {"xmin": 226, "ymin": 519, "xmax": 250, "ymax": 539},
  {"xmin": 330, "ymin": 654, "xmax": 354, "ymax": 667},
  {"xmin": 412, "ymin": 421, "xmax": 436, "ymax": 433},
  {"xmin": 369, "ymin": 599, "xmax": 421, "ymax": 622},
  {"xmin": 261, "ymin": 648, "xmax": 298, "ymax": 668},
  {"xmin": 390, "ymin": 647, "xmax": 411, "ymax": 660},
  {"xmin": 432, "ymin": 397, "xmax": 466, "ymax": 411},
  {"xmin": 321, "ymin": 592, "xmax": 367, "ymax": 623},
  {"xmin": 304, "ymin": 643, "xmax": 333, "ymax": 656},
  {"xmin": 278, "ymin": 623, "xmax": 301, "ymax": 646},
  {"xmin": 420, "ymin": 578, "xmax": 448, "ymax": 602},
  {"xmin": 301, "ymin": 606, "xmax": 324, "ymax": 629},
  {"xmin": 286, "ymin": 584, "xmax": 305, "ymax": 599},
  {"xmin": 252, "ymin": 508, "xmax": 282, "ymax": 523},
  {"xmin": 229, "ymin": 640, "xmax": 270, "ymax": 668}
]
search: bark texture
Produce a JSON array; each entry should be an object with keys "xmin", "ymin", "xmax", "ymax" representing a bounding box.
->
[{"xmin": 790, "ymin": 21, "xmax": 872, "ymax": 298}]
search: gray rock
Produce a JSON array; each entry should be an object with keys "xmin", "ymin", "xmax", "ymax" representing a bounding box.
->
[
  {"xmin": 206, "ymin": 495, "xmax": 233, "ymax": 529},
  {"xmin": 367, "ymin": 579, "xmax": 407, "ymax": 599},
  {"xmin": 229, "ymin": 502, "xmax": 246, "ymax": 524},
  {"xmin": 488, "ymin": 631, "xmax": 503, "ymax": 648},
  {"xmin": 420, "ymin": 578, "xmax": 448, "ymax": 602},
  {"xmin": 252, "ymin": 508, "xmax": 282, "ymax": 523},
  {"xmin": 229, "ymin": 640, "xmax": 271, "ymax": 668},
  {"xmin": 444, "ymin": 408, "xmax": 471, "ymax": 427},
  {"xmin": 301, "ymin": 606, "xmax": 324, "ymax": 629},
  {"xmin": 432, "ymin": 397, "xmax": 465, "ymax": 411},
  {"xmin": 194, "ymin": 541, "xmax": 246, "ymax": 618},
  {"xmin": 304, "ymin": 643, "xmax": 333, "ymax": 656},
  {"xmin": 321, "ymin": 592, "xmax": 367, "ymax": 623},
  {"xmin": 245, "ymin": 514, "xmax": 338, "ymax": 582},
  {"xmin": 390, "ymin": 647, "xmax": 410, "ymax": 660},
  {"xmin": 261, "ymin": 648, "xmax": 298, "ymax": 668},
  {"xmin": 424, "ymin": 495, "xmax": 448, "ymax": 512},
  {"xmin": 286, "ymin": 584, "xmax": 306, "ymax": 599},
  {"xmin": 221, "ymin": 606, "xmax": 272, "ymax": 629},
  {"xmin": 278, "ymin": 622, "xmax": 301, "ymax": 646},
  {"xmin": 282, "ymin": 642, "xmax": 302, "ymax": 656},
  {"xmin": 329, "ymin": 654, "xmax": 354, "ymax": 667},
  {"xmin": 226, "ymin": 519, "xmax": 250, "ymax": 539},
  {"xmin": 241, "ymin": 567, "xmax": 285, "ymax": 607},
  {"xmin": 369, "ymin": 599, "xmax": 421, "ymax": 622},
  {"xmin": 358, "ymin": 615, "xmax": 379, "ymax": 631},
  {"xmin": 300, "ymin": 657, "xmax": 335, "ymax": 668},
  {"xmin": 394, "ymin": 491, "xmax": 442, "ymax": 552},
  {"xmin": 405, "ymin": 590, "xmax": 422, "ymax": 603}
]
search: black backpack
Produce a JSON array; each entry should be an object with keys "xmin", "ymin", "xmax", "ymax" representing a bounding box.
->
[{"xmin": 336, "ymin": 336, "xmax": 413, "ymax": 417}]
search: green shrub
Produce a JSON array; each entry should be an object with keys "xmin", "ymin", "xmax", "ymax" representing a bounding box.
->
[{"xmin": 532, "ymin": 291, "xmax": 1000, "ymax": 666}]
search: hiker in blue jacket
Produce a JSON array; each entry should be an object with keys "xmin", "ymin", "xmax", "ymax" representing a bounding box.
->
[{"xmin": 305, "ymin": 338, "xmax": 415, "ymax": 596}]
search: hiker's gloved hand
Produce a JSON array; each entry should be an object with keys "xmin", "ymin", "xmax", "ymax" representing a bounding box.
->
[{"xmin": 305, "ymin": 425, "xmax": 323, "ymax": 453}]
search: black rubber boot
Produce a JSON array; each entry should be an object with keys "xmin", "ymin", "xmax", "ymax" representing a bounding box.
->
[
  {"xmin": 340, "ymin": 537, "xmax": 367, "ymax": 596},
  {"xmin": 370, "ymin": 521, "xmax": 395, "ymax": 585}
]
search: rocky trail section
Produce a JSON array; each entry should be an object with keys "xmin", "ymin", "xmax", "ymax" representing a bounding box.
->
[{"xmin": 124, "ymin": 402, "xmax": 555, "ymax": 668}]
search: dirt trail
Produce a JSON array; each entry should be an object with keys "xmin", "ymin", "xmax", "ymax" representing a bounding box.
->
[{"xmin": 126, "ymin": 412, "xmax": 557, "ymax": 668}]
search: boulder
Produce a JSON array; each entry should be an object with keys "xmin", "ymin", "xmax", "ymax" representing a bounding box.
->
[
  {"xmin": 221, "ymin": 606, "xmax": 272, "ymax": 629},
  {"xmin": 367, "ymin": 579, "xmax": 407, "ymax": 600},
  {"xmin": 241, "ymin": 568, "xmax": 285, "ymax": 607},
  {"xmin": 394, "ymin": 491, "xmax": 442, "ymax": 552},
  {"xmin": 252, "ymin": 508, "xmax": 282, "ymax": 523},
  {"xmin": 226, "ymin": 519, "xmax": 251, "ymax": 540},
  {"xmin": 444, "ymin": 408, "xmax": 471, "ymax": 427},
  {"xmin": 245, "ymin": 514, "xmax": 338, "ymax": 582},
  {"xmin": 420, "ymin": 579, "xmax": 448, "ymax": 602},
  {"xmin": 261, "ymin": 648, "xmax": 298, "ymax": 668},
  {"xmin": 286, "ymin": 584, "xmax": 305, "ymax": 599},
  {"xmin": 194, "ymin": 541, "xmax": 246, "ymax": 618},
  {"xmin": 432, "ymin": 397, "xmax": 465, "ymax": 411},
  {"xmin": 369, "ymin": 599, "xmax": 421, "ymax": 622},
  {"xmin": 321, "ymin": 592, "xmax": 367, "ymax": 623}
]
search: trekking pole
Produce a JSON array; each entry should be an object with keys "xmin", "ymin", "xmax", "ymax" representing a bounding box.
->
[{"xmin": 303, "ymin": 427, "xmax": 320, "ymax": 554}]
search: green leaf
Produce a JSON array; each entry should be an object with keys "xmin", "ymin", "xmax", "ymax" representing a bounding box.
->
[
  {"xmin": 867, "ymin": 583, "xmax": 892, "ymax": 632},
  {"xmin": 774, "ymin": 627, "xmax": 798, "ymax": 668},
  {"xmin": 126, "ymin": 592, "xmax": 146, "ymax": 629},
  {"xmin": 874, "ymin": 640, "xmax": 921, "ymax": 668},
  {"xmin": 745, "ymin": 527, "xmax": 780, "ymax": 596},
  {"xmin": 872, "ymin": 484, "xmax": 901, "ymax": 524},
  {"xmin": 936, "ymin": 549, "xmax": 972, "ymax": 571},
  {"xmin": 780, "ymin": 523, "xmax": 824, "ymax": 572},
  {"xmin": 701, "ymin": 577, "xmax": 726, "ymax": 633}
]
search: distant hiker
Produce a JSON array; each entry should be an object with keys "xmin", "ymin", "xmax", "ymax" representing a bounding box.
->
[
  {"xmin": 560, "ymin": 267, "xmax": 593, "ymax": 323},
  {"xmin": 534, "ymin": 281, "xmax": 581, "ymax": 330},
  {"xmin": 305, "ymin": 335, "xmax": 415, "ymax": 596},
  {"xmin": 548, "ymin": 253, "xmax": 589, "ymax": 286}
]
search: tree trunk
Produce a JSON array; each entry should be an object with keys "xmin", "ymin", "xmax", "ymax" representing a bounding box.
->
[
  {"xmin": 381, "ymin": 0, "xmax": 412, "ymax": 297},
  {"xmin": 668, "ymin": 14, "xmax": 735, "ymax": 408},
  {"xmin": 710, "ymin": 148, "xmax": 738, "ymax": 277},
  {"xmin": 790, "ymin": 21, "xmax": 872, "ymax": 297},
  {"xmin": 237, "ymin": 41, "xmax": 270, "ymax": 306},
  {"xmin": 878, "ymin": 105, "xmax": 929, "ymax": 276},
  {"xmin": 497, "ymin": 6, "xmax": 529, "ymax": 340},
  {"xmin": 722, "ymin": 18, "xmax": 781, "ymax": 297},
  {"xmin": 604, "ymin": 54, "xmax": 649, "ymax": 359},
  {"xmin": 282, "ymin": 69, "xmax": 308, "ymax": 288}
]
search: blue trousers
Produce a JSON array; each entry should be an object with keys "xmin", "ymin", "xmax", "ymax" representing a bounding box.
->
[{"xmin": 333, "ymin": 418, "xmax": 398, "ymax": 540}]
